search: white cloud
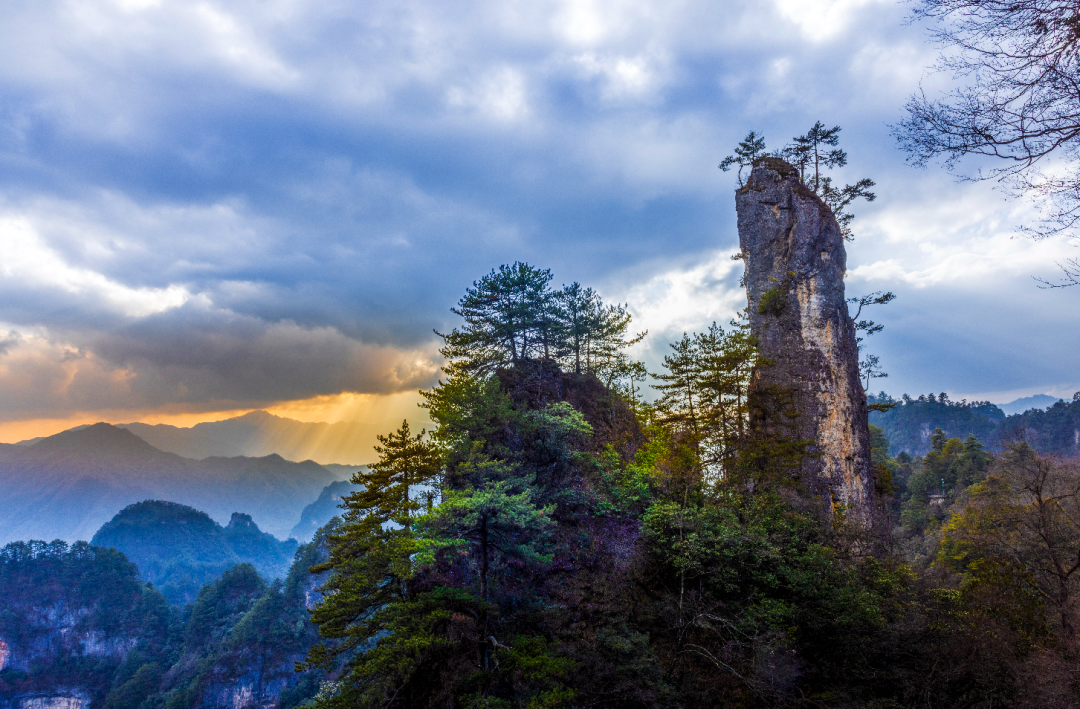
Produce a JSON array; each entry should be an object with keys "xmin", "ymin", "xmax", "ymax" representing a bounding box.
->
[
  {"xmin": 0, "ymin": 216, "xmax": 191, "ymax": 318},
  {"xmin": 572, "ymin": 51, "xmax": 664, "ymax": 104},
  {"xmin": 847, "ymin": 180, "xmax": 1079, "ymax": 289},
  {"xmin": 190, "ymin": 2, "xmax": 300, "ymax": 89},
  {"xmin": 551, "ymin": 0, "xmax": 618, "ymax": 45},
  {"xmin": 612, "ymin": 249, "xmax": 746, "ymax": 342},
  {"xmin": 0, "ymin": 0, "xmax": 1075, "ymax": 426},
  {"xmin": 447, "ymin": 66, "xmax": 530, "ymax": 122},
  {"xmin": 773, "ymin": 0, "xmax": 890, "ymax": 41}
]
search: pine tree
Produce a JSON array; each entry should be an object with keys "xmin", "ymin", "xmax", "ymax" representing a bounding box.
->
[
  {"xmin": 787, "ymin": 122, "xmax": 876, "ymax": 240},
  {"xmin": 719, "ymin": 131, "xmax": 767, "ymax": 186},
  {"xmin": 692, "ymin": 321, "xmax": 756, "ymax": 478},
  {"xmin": 792, "ymin": 122, "xmax": 847, "ymax": 192},
  {"xmin": 555, "ymin": 281, "xmax": 600, "ymax": 374},
  {"xmin": 353, "ymin": 420, "xmax": 442, "ymax": 531},
  {"xmin": 652, "ymin": 333, "xmax": 702, "ymax": 436},
  {"xmin": 438, "ymin": 262, "xmax": 555, "ymax": 374},
  {"xmin": 303, "ymin": 421, "xmax": 452, "ymax": 708},
  {"xmin": 415, "ymin": 454, "xmax": 554, "ymax": 669}
]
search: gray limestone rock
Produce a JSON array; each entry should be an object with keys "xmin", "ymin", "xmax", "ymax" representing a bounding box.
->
[{"xmin": 736, "ymin": 157, "xmax": 873, "ymax": 510}]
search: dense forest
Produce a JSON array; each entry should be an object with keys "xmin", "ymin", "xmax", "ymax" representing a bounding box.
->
[
  {"xmin": 0, "ymin": 536, "xmax": 328, "ymax": 708},
  {"xmin": 869, "ymin": 391, "xmax": 1080, "ymax": 457},
  {"xmin": 299, "ymin": 263, "xmax": 1080, "ymax": 707},
  {"xmin": 3, "ymin": 263, "xmax": 1078, "ymax": 708},
  {"xmin": 90, "ymin": 501, "xmax": 300, "ymax": 605}
]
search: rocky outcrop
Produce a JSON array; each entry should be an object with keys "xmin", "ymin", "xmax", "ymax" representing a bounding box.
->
[
  {"xmin": 736, "ymin": 158, "xmax": 873, "ymax": 510},
  {"xmin": 0, "ymin": 691, "xmax": 90, "ymax": 709}
]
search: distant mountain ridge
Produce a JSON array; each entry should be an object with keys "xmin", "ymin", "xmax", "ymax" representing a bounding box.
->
[
  {"xmin": 0, "ymin": 423, "xmax": 337, "ymax": 543},
  {"xmin": 997, "ymin": 393, "xmax": 1063, "ymax": 416},
  {"xmin": 115, "ymin": 410, "xmax": 381, "ymax": 464}
]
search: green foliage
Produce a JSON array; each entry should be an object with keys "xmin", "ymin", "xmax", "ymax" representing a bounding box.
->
[
  {"xmin": 1002, "ymin": 394, "xmax": 1080, "ymax": 456},
  {"xmin": 872, "ymin": 390, "xmax": 1080, "ymax": 460},
  {"xmin": 756, "ymin": 287, "xmax": 786, "ymax": 316},
  {"xmin": 868, "ymin": 391, "xmax": 1005, "ymax": 456},
  {"xmin": 651, "ymin": 321, "xmax": 756, "ymax": 482},
  {"xmin": 719, "ymin": 131, "xmax": 767, "ymax": 186},
  {"xmin": 90, "ymin": 500, "xmax": 297, "ymax": 605},
  {"xmin": 309, "ymin": 265, "xmax": 956, "ymax": 707},
  {"xmin": 440, "ymin": 262, "xmax": 556, "ymax": 374},
  {"xmin": 723, "ymin": 123, "xmax": 875, "ymax": 238},
  {"xmin": 435, "ymin": 261, "xmax": 646, "ymax": 394},
  {"xmin": 102, "ymin": 662, "xmax": 162, "ymax": 709},
  {"xmin": 355, "ymin": 419, "xmax": 443, "ymax": 528},
  {"xmin": 0, "ymin": 530, "xmax": 330, "ymax": 709},
  {"xmin": 183, "ymin": 563, "xmax": 267, "ymax": 654},
  {"xmin": 940, "ymin": 445, "xmax": 1080, "ymax": 637},
  {"xmin": 0, "ymin": 540, "xmax": 181, "ymax": 707},
  {"xmin": 417, "ymin": 465, "xmax": 556, "ymax": 604},
  {"xmin": 24, "ymin": 262, "xmax": 1078, "ymax": 708}
]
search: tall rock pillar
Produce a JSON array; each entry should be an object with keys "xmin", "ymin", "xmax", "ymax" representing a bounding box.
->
[{"xmin": 735, "ymin": 158, "xmax": 873, "ymax": 509}]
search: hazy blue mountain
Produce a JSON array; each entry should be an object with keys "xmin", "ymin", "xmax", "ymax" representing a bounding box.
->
[
  {"xmin": 0, "ymin": 423, "xmax": 336, "ymax": 543},
  {"xmin": 322, "ymin": 463, "xmax": 367, "ymax": 480},
  {"xmin": 91, "ymin": 501, "xmax": 298, "ymax": 604},
  {"xmin": 290, "ymin": 480, "xmax": 361, "ymax": 542},
  {"xmin": 997, "ymin": 393, "xmax": 1062, "ymax": 416},
  {"xmin": 116, "ymin": 410, "xmax": 380, "ymax": 466}
]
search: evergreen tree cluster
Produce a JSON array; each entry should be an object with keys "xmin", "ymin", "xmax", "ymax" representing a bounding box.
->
[
  {"xmin": 651, "ymin": 322, "xmax": 756, "ymax": 480},
  {"xmin": 438, "ymin": 262, "xmax": 646, "ymax": 395},
  {"xmin": 719, "ymin": 123, "xmax": 875, "ymax": 240},
  {"xmin": 302, "ymin": 263, "xmax": 1080, "ymax": 708},
  {"xmin": 6, "ymin": 265, "xmax": 1080, "ymax": 708}
]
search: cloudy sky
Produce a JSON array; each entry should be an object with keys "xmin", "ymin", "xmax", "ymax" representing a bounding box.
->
[{"xmin": 1, "ymin": 0, "xmax": 1077, "ymax": 448}]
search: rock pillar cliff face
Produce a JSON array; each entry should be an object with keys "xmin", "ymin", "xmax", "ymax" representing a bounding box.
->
[{"xmin": 736, "ymin": 158, "xmax": 873, "ymax": 509}]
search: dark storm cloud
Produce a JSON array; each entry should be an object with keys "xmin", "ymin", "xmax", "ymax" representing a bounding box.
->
[
  {"xmin": 91, "ymin": 305, "xmax": 439, "ymax": 402},
  {"xmin": 0, "ymin": 308, "xmax": 439, "ymax": 419}
]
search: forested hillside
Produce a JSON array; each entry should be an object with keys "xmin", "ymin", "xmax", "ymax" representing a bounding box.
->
[
  {"xmin": 0, "ymin": 537, "xmax": 328, "ymax": 709},
  {"xmin": 91, "ymin": 501, "xmax": 299, "ymax": 604},
  {"xmin": 869, "ymin": 391, "xmax": 1080, "ymax": 457},
  {"xmin": 3, "ymin": 263, "xmax": 1078, "ymax": 708},
  {"xmin": 288, "ymin": 263, "xmax": 1076, "ymax": 707}
]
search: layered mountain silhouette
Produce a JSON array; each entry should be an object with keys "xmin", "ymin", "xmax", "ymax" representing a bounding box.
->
[
  {"xmin": 118, "ymin": 410, "xmax": 381, "ymax": 464},
  {"xmin": 15, "ymin": 411, "xmax": 386, "ymax": 465},
  {"xmin": 290, "ymin": 479, "xmax": 361, "ymax": 542},
  {"xmin": 0, "ymin": 423, "xmax": 337, "ymax": 543}
]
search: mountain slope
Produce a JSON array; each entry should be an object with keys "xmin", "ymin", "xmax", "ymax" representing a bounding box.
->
[
  {"xmin": 869, "ymin": 393, "xmax": 1080, "ymax": 457},
  {"xmin": 91, "ymin": 501, "xmax": 298, "ymax": 604},
  {"xmin": 0, "ymin": 536, "xmax": 326, "ymax": 708},
  {"xmin": 289, "ymin": 480, "xmax": 361, "ymax": 542},
  {"xmin": 0, "ymin": 424, "xmax": 336, "ymax": 543}
]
